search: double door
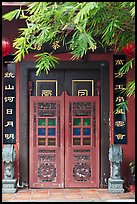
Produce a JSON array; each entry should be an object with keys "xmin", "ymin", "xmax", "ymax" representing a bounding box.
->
[{"xmin": 29, "ymin": 69, "xmax": 100, "ymax": 188}]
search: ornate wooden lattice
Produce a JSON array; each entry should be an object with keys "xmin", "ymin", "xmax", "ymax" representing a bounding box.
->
[
  {"xmin": 29, "ymin": 92, "xmax": 100, "ymax": 188},
  {"xmin": 65, "ymin": 92, "xmax": 100, "ymax": 187},
  {"xmin": 29, "ymin": 95, "xmax": 64, "ymax": 188}
]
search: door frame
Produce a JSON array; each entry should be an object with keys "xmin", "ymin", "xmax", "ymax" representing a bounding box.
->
[{"xmin": 19, "ymin": 60, "xmax": 110, "ymax": 187}]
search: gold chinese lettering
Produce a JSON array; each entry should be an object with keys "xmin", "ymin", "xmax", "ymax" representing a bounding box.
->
[
  {"xmin": 114, "ymin": 72, "xmax": 124, "ymax": 78},
  {"xmin": 5, "ymin": 84, "xmax": 14, "ymax": 90},
  {"xmin": 5, "ymin": 121, "xmax": 14, "ymax": 127},
  {"xmin": 4, "ymin": 72, "xmax": 15, "ymax": 78},
  {"xmin": 115, "ymin": 96, "xmax": 125, "ymax": 102},
  {"xmin": 4, "ymin": 134, "xmax": 15, "ymax": 140},
  {"xmin": 115, "ymin": 121, "xmax": 125, "ymax": 127},
  {"xmin": 115, "ymin": 84, "xmax": 125, "ymax": 90},
  {"xmin": 4, "ymin": 96, "xmax": 15, "ymax": 102},
  {"xmin": 115, "ymin": 59, "xmax": 124, "ymax": 65},
  {"xmin": 115, "ymin": 109, "xmax": 125, "ymax": 114},
  {"xmin": 42, "ymin": 90, "xmax": 52, "ymax": 96},
  {"xmin": 6, "ymin": 109, "xmax": 13, "ymax": 115},
  {"xmin": 78, "ymin": 90, "xmax": 88, "ymax": 96},
  {"xmin": 115, "ymin": 134, "xmax": 125, "ymax": 139}
]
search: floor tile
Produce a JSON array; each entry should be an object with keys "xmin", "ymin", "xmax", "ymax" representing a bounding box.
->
[{"xmin": 2, "ymin": 188, "xmax": 135, "ymax": 202}]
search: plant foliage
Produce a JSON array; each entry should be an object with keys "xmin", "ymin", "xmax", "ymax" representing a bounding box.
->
[{"xmin": 2, "ymin": 2, "xmax": 135, "ymax": 100}]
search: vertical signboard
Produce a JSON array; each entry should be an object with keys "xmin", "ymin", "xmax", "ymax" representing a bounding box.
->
[
  {"xmin": 3, "ymin": 63, "xmax": 16, "ymax": 144},
  {"xmin": 113, "ymin": 55, "xmax": 127, "ymax": 144}
]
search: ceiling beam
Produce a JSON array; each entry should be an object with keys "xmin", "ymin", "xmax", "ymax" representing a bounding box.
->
[{"xmin": 2, "ymin": 2, "xmax": 29, "ymax": 6}]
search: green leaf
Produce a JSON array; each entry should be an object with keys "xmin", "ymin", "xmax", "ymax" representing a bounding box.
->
[
  {"xmin": 126, "ymin": 80, "xmax": 135, "ymax": 97},
  {"xmin": 118, "ymin": 59, "xmax": 133, "ymax": 74},
  {"xmin": 130, "ymin": 6, "xmax": 135, "ymax": 18},
  {"xmin": 113, "ymin": 101, "xmax": 129, "ymax": 113},
  {"xmin": 2, "ymin": 9, "xmax": 21, "ymax": 21},
  {"xmin": 74, "ymin": 2, "xmax": 98, "ymax": 24},
  {"xmin": 35, "ymin": 52, "xmax": 59, "ymax": 76}
]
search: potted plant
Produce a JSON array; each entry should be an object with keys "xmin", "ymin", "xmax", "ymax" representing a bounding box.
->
[{"xmin": 129, "ymin": 160, "xmax": 135, "ymax": 192}]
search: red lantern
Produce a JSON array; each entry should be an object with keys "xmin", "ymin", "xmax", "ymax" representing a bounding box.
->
[
  {"xmin": 2, "ymin": 37, "xmax": 11, "ymax": 57},
  {"xmin": 122, "ymin": 42, "xmax": 135, "ymax": 57}
]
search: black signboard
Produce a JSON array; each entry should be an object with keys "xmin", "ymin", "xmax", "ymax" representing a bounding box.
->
[
  {"xmin": 113, "ymin": 55, "xmax": 127, "ymax": 144},
  {"xmin": 3, "ymin": 63, "xmax": 16, "ymax": 144}
]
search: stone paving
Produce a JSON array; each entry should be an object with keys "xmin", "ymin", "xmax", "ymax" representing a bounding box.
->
[{"xmin": 2, "ymin": 188, "xmax": 135, "ymax": 202}]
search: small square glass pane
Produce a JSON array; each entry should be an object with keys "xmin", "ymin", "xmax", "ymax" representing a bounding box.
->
[
  {"xmin": 38, "ymin": 118, "xmax": 46, "ymax": 126},
  {"xmin": 38, "ymin": 128, "xmax": 45, "ymax": 136},
  {"xmin": 73, "ymin": 128, "xmax": 81, "ymax": 135},
  {"xmin": 38, "ymin": 138, "xmax": 45, "ymax": 145},
  {"xmin": 83, "ymin": 128, "xmax": 90, "ymax": 136},
  {"xmin": 48, "ymin": 118, "xmax": 56, "ymax": 126},
  {"xmin": 48, "ymin": 128, "xmax": 56, "ymax": 136},
  {"xmin": 83, "ymin": 138, "xmax": 91, "ymax": 145},
  {"xmin": 73, "ymin": 138, "xmax": 81, "ymax": 145},
  {"xmin": 83, "ymin": 118, "xmax": 90, "ymax": 126},
  {"xmin": 73, "ymin": 118, "xmax": 81, "ymax": 126},
  {"xmin": 48, "ymin": 138, "xmax": 56, "ymax": 146}
]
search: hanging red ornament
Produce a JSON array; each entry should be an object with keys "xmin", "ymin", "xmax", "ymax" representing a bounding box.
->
[
  {"xmin": 2, "ymin": 37, "xmax": 11, "ymax": 57},
  {"xmin": 122, "ymin": 42, "xmax": 135, "ymax": 57}
]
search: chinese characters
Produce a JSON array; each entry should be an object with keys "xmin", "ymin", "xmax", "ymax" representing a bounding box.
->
[
  {"xmin": 3, "ymin": 65, "xmax": 16, "ymax": 144},
  {"xmin": 113, "ymin": 55, "xmax": 127, "ymax": 144}
]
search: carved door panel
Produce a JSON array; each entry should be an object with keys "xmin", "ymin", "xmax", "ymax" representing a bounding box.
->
[
  {"xmin": 64, "ymin": 92, "xmax": 100, "ymax": 187},
  {"xmin": 29, "ymin": 92, "xmax": 100, "ymax": 188},
  {"xmin": 29, "ymin": 93, "xmax": 65, "ymax": 188}
]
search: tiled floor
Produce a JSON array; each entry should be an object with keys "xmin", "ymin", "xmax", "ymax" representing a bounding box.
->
[{"xmin": 2, "ymin": 188, "xmax": 135, "ymax": 202}]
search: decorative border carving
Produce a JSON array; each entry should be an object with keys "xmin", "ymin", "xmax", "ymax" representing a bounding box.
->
[
  {"xmin": 72, "ymin": 80, "xmax": 94, "ymax": 96},
  {"xmin": 36, "ymin": 80, "xmax": 58, "ymax": 96}
]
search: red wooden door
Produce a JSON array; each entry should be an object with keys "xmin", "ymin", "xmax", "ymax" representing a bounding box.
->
[
  {"xmin": 64, "ymin": 92, "xmax": 100, "ymax": 187},
  {"xmin": 29, "ymin": 93, "xmax": 65, "ymax": 188},
  {"xmin": 29, "ymin": 92, "xmax": 100, "ymax": 188}
]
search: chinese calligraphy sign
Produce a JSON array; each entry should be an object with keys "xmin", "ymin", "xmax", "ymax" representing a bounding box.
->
[
  {"xmin": 113, "ymin": 55, "xmax": 127, "ymax": 144},
  {"xmin": 3, "ymin": 64, "xmax": 16, "ymax": 144}
]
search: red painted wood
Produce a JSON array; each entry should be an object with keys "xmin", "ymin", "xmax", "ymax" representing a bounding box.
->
[
  {"xmin": 2, "ymin": 59, "xmax": 4, "ymax": 179},
  {"xmin": 64, "ymin": 92, "xmax": 100, "ymax": 188},
  {"xmin": 29, "ymin": 93, "xmax": 65, "ymax": 188},
  {"xmin": 14, "ymin": 62, "xmax": 20, "ymax": 180},
  {"xmin": 29, "ymin": 91, "xmax": 100, "ymax": 188}
]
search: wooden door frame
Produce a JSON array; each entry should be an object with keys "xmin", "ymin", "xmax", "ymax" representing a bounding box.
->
[{"xmin": 19, "ymin": 59, "xmax": 110, "ymax": 188}]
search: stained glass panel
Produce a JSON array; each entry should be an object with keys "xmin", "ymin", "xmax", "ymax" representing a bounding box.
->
[
  {"xmin": 38, "ymin": 128, "xmax": 46, "ymax": 136},
  {"xmin": 73, "ymin": 118, "xmax": 81, "ymax": 125},
  {"xmin": 48, "ymin": 118, "xmax": 56, "ymax": 126},
  {"xmin": 73, "ymin": 138, "xmax": 81, "ymax": 145},
  {"xmin": 73, "ymin": 128, "xmax": 81, "ymax": 135},
  {"xmin": 48, "ymin": 138, "xmax": 56, "ymax": 146},
  {"xmin": 38, "ymin": 118, "xmax": 46, "ymax": 126},
  {"xmin": 83, "ymin": 128, "xmax": 91, "ymax": 136},
  {"xmin": 48, "ymin": 128, "xmax": 56, "ymax": 136},
  {"xmin": 83, "ymin": 118, "xmax": 90, "ymax": 126},
  {"xmin": 38, "ymin": 138, "xmax": 45, "ymax": 145},
  {"xmin": 83, "ymin": 138, "xmax": 91, "ymax": 145}
]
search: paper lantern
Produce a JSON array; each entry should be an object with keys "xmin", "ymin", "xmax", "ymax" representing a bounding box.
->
[
  {"xmin": 122, "ymin": 42, "xmax": 135, "ymax": 57},
  {"xmin": 2, "ymin": 37, "xmax": 11, "ymax": 57}
]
